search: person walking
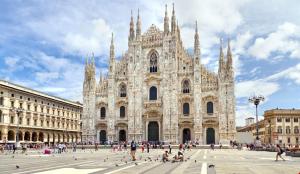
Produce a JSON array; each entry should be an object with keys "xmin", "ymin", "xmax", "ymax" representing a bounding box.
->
[
  {"xmin": 12, "ymin": 144, "xmax": 16, "ymax": 154},
  {"xmin": 146, "ymin": 142, "xmax": 150, "ymax": 153},
  {"xmin": 130, "ymin": 140, "xmax": 137, "ymax": 161},
  {"xmin": 275, "ymin": 144, "xmax": 285, "ymax": 161},
  {"xmin": 168, "ymin": 143, "xmax": 172, "ymax": 154}
]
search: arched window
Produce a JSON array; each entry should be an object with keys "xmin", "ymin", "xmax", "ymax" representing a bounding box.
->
[
  {"xmin": 207, "ymin": 102, "xmax": 213, "ymax": 114},
  {"xmin": 120, "ymin": 106, "xmax": 125, "ymax": 118},
  {"xmin": 286, "ymin": 126, "xmax": 291, "ymax": 134},
  {"xmin": 119, "ymin": 84, "xmax": 126, "ymax": 97},
  {"xmin": 149, "ymin": 52, "xmax": 158, "ymax": 73},
  {"xmin": 277, "ymin": 126, "xmax": 282, "ymax": 134},
  {"xmin": 100, "ymin": 107, "xmax": 106, "ymax": 119},
  {"xmin": 182, "ymin": 80, "xmax": 190, "ymax": 93},
  {"xmin": 183, "ymin": 103, "xmax": 190, "ymax": 115},
  {"xmin": 149, "ymin": 86, "xmax": 157, "ymax": 100},
  {"xmin": 294, "ymin": 126, "xmax": 299, "ymax": 134}
]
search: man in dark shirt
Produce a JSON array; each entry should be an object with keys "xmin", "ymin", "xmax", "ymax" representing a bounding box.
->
[{"xmin": 130, "ymin": 140, "xmax": 137, "ymax": 161}]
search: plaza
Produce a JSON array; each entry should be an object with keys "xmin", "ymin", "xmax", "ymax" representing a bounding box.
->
[{"xmin": 0, "ymin": 148, "xmax": 299, "ymax": 174}]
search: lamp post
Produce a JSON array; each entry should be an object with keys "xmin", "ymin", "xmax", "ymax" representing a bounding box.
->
[
  {"xmin": 13, "ymin": 107, "xmax": 24, "ymax": 148},
  {"xmin": 248, "ymin": 95, "xmax": 264, "ymax": 141}
]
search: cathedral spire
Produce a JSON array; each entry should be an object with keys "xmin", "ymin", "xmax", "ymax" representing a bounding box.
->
[
  {"xmin": 227, "ymin": 38, "xmax": 233, "ymax": 70},
  {"xmin": 129, "ymin": 10, "xmax": 135, "ymax": 41},
  {"xmin": 136, "ymin": 8, "xmax": 141, "ymax": 38},
  {"xmin": 171, "ymin": 3, "xmax": 176, "ymax": 34},
  {"xmin": 218, "ymin": 38, "xmax": 225, "ymax": 74},
  {"xmin": 164, "ymin": 4, "xmax": 169, "ymax": 34},
  {"xmin": 194, "ymin": 20, "xmax": 200, "ymax": 56},
  {"xmin": 110, "ymin": 33, "xmax": 115, "ymax": 60}
]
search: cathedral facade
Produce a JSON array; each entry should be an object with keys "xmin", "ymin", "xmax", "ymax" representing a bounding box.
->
[{"xmin": 82, "ymin": 5, "xmax": 236, "ymax": 144}]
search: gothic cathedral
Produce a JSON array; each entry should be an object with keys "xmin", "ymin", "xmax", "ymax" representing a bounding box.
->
[{"xmin": 82, "ymin": 4, "xmax": 236, "ymax": 145}]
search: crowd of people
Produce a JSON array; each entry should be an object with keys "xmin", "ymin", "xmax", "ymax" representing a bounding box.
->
[{"xmin": 1, "ymin": 140, "xmax": 298, "ymax": 162}]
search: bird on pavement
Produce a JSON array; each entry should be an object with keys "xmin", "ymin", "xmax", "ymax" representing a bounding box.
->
[
  {"xmin": 135, "ymin": 162, "xmax": 138, "ymax": 165},
  {"xmin": 194, "ymin": 160, "xmax": 197, "ymax": 163},
  {"xmin": 16, "ymin": 165, "xmax": 20, "ymax": 169},
  {"xmin": 115, "ymin": 164, "xmax": 119, "ymax": 167}
]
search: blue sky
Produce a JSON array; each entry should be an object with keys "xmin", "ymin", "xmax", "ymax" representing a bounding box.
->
[{"xmin": 0, "ymin": 0, "xmax": 300, "ymax": 126}]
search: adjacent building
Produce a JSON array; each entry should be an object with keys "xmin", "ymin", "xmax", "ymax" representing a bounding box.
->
[
  {"xmin": 0, "ymin": 80, "xmax": 82, "ymax": 145},
  {"xmin": 264, "ymin": 108, "xmax": 300, "ymax": 145},
  {"xmin": 82, "ymin": 4, "xmax": 236, "ymax": 144},
  {"xmin": 237, "ymin": 108, "xmax": 300, "ymax": 145}
]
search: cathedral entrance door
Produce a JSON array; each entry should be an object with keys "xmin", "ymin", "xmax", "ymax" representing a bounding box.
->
[
  {"xmin": 119, "ymin": 130, "xmax": 126, "ymax": 142},
  {"xmin": 148, "ymin": 121, "xmax": 159, "ymax": 142},
  {"xmin": 100, "ymin": 130, "xmax": 107, "ymax": 145},
  {"xmin": 206, "ymin": 128, "xmax": 215, "ymax": 144},
  {"xmin": 182, "ymin": 128, "xmax": 191, "ymax": 143}
]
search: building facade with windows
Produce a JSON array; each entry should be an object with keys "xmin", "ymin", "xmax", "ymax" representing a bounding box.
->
[
  {"xmin": 82, "ymin": 4, "xmax": 236, "ymax": 144},
  {"xmin": 264, "ymin": 109, "xmax": 300, "ymax": 145},
  {"xmin": 0, "ymin": 80, "xmax": 82, "ymax": 145}
]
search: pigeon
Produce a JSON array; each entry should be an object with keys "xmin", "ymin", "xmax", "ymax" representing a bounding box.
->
[
  {"xmin": 144, "ymin": 159, "xmax": 147, "ymax": 161},
  {"xmin": 16, "ymin": 165, "xmax": 20, "ymax": 169},
  {"xmin": 74, "ymin": 158, "xmax": 77, "ymax": 160},
  {"xmin": 103, "ymin": 159, "xmax": 106, "ymax": 162},
  {"xmin": 194, "ymin": 160, "xmax": 197, "ymax": 163},
  {"xmin": 125, "ymin": 161, "xmax": 127, "ymax": 164},
  {"xmin": 115, "ymin": 164, "xmax": 119, "ymax": 167},
  {"xmin": 135, "ymin": 162, "xmax": 138, "ymax": 165}
]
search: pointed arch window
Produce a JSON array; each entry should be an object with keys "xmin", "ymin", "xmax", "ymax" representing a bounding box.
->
[
  {"xmin": 149, "ymin": 52, "xmax": 158, "ymax": 73},
  {"xmin": 120, "ymin": 106, "xmax": 126, "ymax": 118},
  {"xmin": 183, "ymin": 103, "xmax": 190, "ymax": 115},
  {"xmin": 207, "ymin": 102, "xmax": 213, "ymax": 114},
  {"xmin": 100, "ymin": 107, "xmax": 106, "ymax": 119},
  {"xmin": 119, "ymin": 84, "xmax": 127, "ymax": 97},
  {"xmin": 149, "ymin": 86, "xmax": 157, "ymax": 100},
  {"xmin": 182, "ymin": 80, "xmax": 190, "ymax": 93}
]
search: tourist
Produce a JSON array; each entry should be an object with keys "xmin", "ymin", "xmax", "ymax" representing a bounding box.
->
[
  {"xmin": 177, "ymin": 149, "xmax": 184, "ymax": 161},
  {"xmin": 220, "ymin": 143, "xmax": 223, "ymax": 149},
  {"xmin": 275, "ymin": 144, "xmax": 285, "ymax": 161},
  {"xmin": 210, "ymin": 143, "xmax": 215, "ymax": 150},
  {"xmin": 12, "ymin": 144, "xmax": 16, "ymax": 154},
  {"xmin": 130, "ymin": 140, "xmax": 137, "ymax": 161},
  {"xmin": 146, "ymin": 142, "xmax": 150, "ymax": 153},
  {"xmin": 141, "ymin": 143, "xmax": 145, "ymax": 153},
  {"xmin": 168, "ymin": 143, "xmax": 172, "ymax": 154},
  {"xmin": 162, "ymin": 151, "xmax": 169, "ymax": 162}
]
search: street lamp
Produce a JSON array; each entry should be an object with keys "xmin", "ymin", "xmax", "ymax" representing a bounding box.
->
[
  {"xmin": 248, "ymin": 95, "xmax": 264, "ymax": 141},
  {"xmin": 13, "ymin": 107, "xmax": 24, "ymax": 148}
]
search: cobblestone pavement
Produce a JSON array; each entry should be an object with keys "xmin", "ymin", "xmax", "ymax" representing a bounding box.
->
[{"xmin": 0, "ymin": 148, "xmax": 299, "ymax": 174}]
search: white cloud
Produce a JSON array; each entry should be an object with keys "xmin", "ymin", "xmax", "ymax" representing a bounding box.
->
[
  {"xmin": 267, "ymin": 63, "xmax": 300, "ymax": 85},
  {"xmin": 248, "ymin": 22, "xmax": 300, "ymax": 59},
  {"xmin": 236, "ymin": 79, "xmax": 280, "ymax": 99}
]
